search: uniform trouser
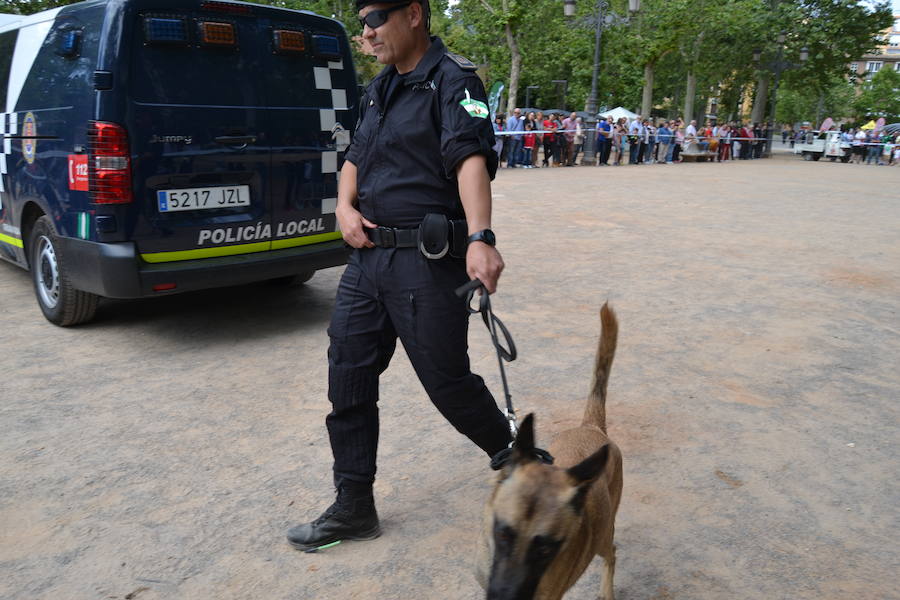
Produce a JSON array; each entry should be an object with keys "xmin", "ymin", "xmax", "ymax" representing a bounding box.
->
[{"xmin": 326, "ymin": 248, "xmax": 513, "ymax": 485}]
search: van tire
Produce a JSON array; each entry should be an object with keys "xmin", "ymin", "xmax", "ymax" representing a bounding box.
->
[
  {"xmin": 269, "ymin": 270, "xmax": 315, "ymax": 286},
  {"xmin": 29, "ymin": 216, "xmax": 99, "ymax": 326}
]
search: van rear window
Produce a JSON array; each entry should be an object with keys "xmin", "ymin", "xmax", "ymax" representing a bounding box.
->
[{"xmin": 130, "ymin": 15, "xmax": 329, "ymax": 108}]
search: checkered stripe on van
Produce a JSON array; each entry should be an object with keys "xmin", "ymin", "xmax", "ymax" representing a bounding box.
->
[
  {"xmin": 0, "ymin": 112, "xmax": 16, "ymax": 195},
  {"xmin": 314, "ymin": 60, "xmax": 348, "ymax": 231}
]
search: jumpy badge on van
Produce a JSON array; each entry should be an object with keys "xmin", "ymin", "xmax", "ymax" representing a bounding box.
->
[{"xmin": 22, "ymin": 113, "xmax": 37, "ymax": 164}]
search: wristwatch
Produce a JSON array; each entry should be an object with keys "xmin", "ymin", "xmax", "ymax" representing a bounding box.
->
[{"xmin": 468, "ymin": 229, "xmax": 496, "ymax": 246}]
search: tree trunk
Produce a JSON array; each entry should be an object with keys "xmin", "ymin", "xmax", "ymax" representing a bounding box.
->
[
  {"xmin": 683, "ymin": 71, "xmax": 697, "ymax": 123},
  {"xmin": 641, "ymin": 63, "xmax": 654, "ymax": 118},
  {"xmin": 504, "ymin": 24, "xmax": 521, "ymax": 116},
  {"xmin": 750, "ymin": 75, "xmax": 769, "ymax": 125}
]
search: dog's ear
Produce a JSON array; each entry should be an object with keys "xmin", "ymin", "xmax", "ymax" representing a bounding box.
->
[
  {"xmin": 511, "ymin": 413, "xmax": 536, "ymax": 463},
  {"xmin": 566, "ymin": 443, "xmax": 610, "ymax": 486}
]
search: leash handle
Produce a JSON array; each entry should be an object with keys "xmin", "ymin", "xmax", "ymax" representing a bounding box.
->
[
  {"xmin": 454, "ymin": 278, "xmax": 483, "ymax": 298},
  {"xmin": 454, "ymin": 279, "xmax": 517, "ymax": 362}
]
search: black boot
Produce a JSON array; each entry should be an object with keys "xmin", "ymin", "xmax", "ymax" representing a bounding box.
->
[{"xmin": 286, "ymin": 481, "xmax": 380, "ymax": 552}]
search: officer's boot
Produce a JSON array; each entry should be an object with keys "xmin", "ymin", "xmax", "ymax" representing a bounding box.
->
[{"xmin": 286, "ymin": 480, "xmax": 380, "ymax": 551}]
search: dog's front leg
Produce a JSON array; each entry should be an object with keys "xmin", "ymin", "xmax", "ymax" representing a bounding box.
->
[{"xmin": 599, "ymin": 543, "xmax": 616, "ymax": 600}]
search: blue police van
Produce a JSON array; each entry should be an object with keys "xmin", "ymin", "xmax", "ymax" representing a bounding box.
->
[{"xmin": 0, "ymin": 0, "xmax": 357, "ymax": 325}]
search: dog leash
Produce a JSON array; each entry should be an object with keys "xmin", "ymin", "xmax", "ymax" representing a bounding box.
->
[
  {"xmin": 455, "ymin": 279, "xmax": 554, "ymax": 470},
  {"xmin": 456, "ymin": 278, "xmax": 518, "ymax": 436}
]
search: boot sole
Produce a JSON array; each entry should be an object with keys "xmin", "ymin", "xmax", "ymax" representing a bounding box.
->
[{"xmin": 288, "ymin": 524, "xmax": 382, "ymax": 553}]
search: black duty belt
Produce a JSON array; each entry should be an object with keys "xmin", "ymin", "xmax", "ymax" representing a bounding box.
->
[
  {"xmin": 367, "ymin": 226, "xmax": 419, "ymax": 248},
  {"xmin": 366, "ymin": 216, "xmax": 468, "ymax": 259}
]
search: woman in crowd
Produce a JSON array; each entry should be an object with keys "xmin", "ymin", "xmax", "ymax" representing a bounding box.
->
[
  {"xmin": 492, "ymin": 114, "xmax": 506, "ymax": 167},
  {"xmin": 852, "ymin": 128, "xmax": 866, "ymax": 164},
  {"xmin": 532, "ymin": 111, "xmax": 544, "ymax": 168},
  {"xmin": 542, "ymin": 113, "xmax": 557, "ymax": 167},
  {"xmin": 573, "ymin": 117, "xmax": 585, "ymax": 165},
  {"xmin": 671, "ymin": 120, "xmax": 684, "ymax": 163},
  {"xmin": 615, "ymin": 117, "xmax": 628, "ymax": 165},
  {"xmin": 717, "ymin": 123, "xmax": 732, "ymax": 162},
  {"xmin": 656, "ymin": 120, "xmax": 672, "ymax": 165},
  {"xmin": 551, "ymin": 114, "xmax": 565, "ymax": 166}
]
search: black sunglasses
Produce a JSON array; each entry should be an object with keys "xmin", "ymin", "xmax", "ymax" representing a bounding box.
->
[{"xmin": 359, "ymin": 3, "xmax": 411, "ymax": 30}]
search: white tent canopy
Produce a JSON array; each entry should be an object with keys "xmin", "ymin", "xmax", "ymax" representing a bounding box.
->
[{"xmin": 598, "ymin": 106, "xmax": 639, "ymax": 121}]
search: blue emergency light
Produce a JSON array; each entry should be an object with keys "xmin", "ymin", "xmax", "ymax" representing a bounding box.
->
[
  {"xmin": 56, "ymin": 29, "xmax": 82, "ymax": 57},
  {"xmin": 144, "ymin": 17, "xmax": 188, "ymax": 44},
  {"xmin": 312, "ymin": 34, "xmax": 340, "ymax": 58}
]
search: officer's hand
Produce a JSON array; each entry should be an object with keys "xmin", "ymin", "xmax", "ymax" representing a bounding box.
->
[
  {"xmin": 466, "ymin": 242, "xmax": 504, "ymax": 294},
  {"xmin": 336, "ymin": 204, "xmax": 376, "ymax": 249}
]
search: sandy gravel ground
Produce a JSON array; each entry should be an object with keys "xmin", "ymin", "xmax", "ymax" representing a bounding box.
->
[{"xmin": 1, "ymin": 152, "xmax": 898, "ymax": 600}]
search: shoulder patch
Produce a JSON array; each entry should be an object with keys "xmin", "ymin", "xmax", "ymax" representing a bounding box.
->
[{"xmin": 444, "ymin": 51, "xmax": 477, "ymax": 71}]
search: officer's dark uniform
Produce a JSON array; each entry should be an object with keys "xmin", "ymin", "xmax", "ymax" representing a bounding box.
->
[{"xmin": 327, "ymin": 36, "xmax": 512, "ymax": 487}]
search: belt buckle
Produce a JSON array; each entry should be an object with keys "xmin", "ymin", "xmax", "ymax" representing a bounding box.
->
[{"xmin": 377, "ymin": 226, "xmax": 395, "ymax": 248}]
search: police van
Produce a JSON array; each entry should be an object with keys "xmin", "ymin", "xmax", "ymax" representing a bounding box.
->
[{"xmin": 0, "ymin": 0, "xmax": 357, "ymax": 326}]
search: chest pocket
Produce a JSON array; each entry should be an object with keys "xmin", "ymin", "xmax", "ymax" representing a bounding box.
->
[{"xmin": 382, "ymin": 81, "xmax": 442, "ymax": 151}]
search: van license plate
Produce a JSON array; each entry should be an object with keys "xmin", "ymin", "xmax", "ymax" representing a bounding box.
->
[{"xmin": 157, "ymin": 185, "xmax": 250, "ymax": 213}]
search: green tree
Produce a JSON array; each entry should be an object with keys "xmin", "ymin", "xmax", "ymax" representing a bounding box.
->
[
  {"xmin": 775, "ymin": 75, "xmax": 855, "ymax": 125},
  {"xmin": 853, "ymin": 67, "xmax": 900, "ymax": 122},
  {"xmin": 0, "ymin": 0, "xmax": 79, "ymax": 14}
]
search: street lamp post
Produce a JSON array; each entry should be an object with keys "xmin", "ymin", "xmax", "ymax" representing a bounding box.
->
[
  {"xmin": 525, "ymin": 85, "xmax": 540, "ymax": 110},
  {"xmin": 551, "ymin": 79, "xmax": 568, "ymax": 110},
  {"xmin": 754, "ymin": 33, "xmax": 808, "ymax": 156},
  {"xmin": 564, "ymin": 0, "xmax": 639, "ymax": 165}
]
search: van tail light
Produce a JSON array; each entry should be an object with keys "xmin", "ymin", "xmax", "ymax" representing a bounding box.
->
[
  {"xmin": 88, "ymin": 121, "xmax": 133, "ymax": 204},
  {"xmin": 200, "ymin": 1, "xmax": 253, "ymax": 15}
]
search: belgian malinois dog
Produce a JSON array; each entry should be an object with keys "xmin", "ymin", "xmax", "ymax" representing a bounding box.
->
[{"xmin": 476, "ymin": 303, "xmax": 623, "ymax": 600}]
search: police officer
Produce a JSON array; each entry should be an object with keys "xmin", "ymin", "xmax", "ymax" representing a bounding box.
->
[{"xmin": 286, "ymin": 0, "xmax": 513, "ymax": 551}]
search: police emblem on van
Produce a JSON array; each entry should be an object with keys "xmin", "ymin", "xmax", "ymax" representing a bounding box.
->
[{"xmin": 22, "ymin": 113, "xmax": 37, "ymax": 164}]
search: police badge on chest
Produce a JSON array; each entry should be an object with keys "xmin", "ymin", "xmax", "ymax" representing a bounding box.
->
[{"xmin": 412, "ymin": 80, "xmax": 437, "ymax": 92}]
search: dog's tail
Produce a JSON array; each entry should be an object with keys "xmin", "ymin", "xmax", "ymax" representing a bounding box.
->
[{"xmin": 582, "ymin": 303, "xmax": 618, "ymax": 433}]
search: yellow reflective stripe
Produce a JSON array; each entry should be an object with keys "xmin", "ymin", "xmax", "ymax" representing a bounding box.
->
[
  {"xmin": 0, "ymin": 232, "xmax": 24, "ymax": 248},
  {"xmin": 139, "ymin": 231, "xmax": 342, "ymax": 264},
  {"xmin": 271, "ymin": 231, "xmax": 342, "ymax": 250},
  {"xmin": 141, "ymin": 241, "xmax": 272, "ymax": 263}
]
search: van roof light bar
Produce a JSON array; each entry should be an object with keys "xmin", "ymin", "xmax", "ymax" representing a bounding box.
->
[
  {"xmin": 312, "ymin": 34, "xmax": 340, "ymax": 58},
  {"xmin": 199, "ymin": 21, "xmax": 237, "ymax": 46},
  {"xmin": 144, "ymin": 17, "xmax": 188, "ymax": 44},
  {"xmin": 274, "ymin": 29, "xmax": 305, "ymax": 53}
]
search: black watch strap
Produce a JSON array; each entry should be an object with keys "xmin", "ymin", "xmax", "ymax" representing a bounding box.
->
[{"xmin": 468, "ymin": 229, "xmax": 496, "ymax": 246}]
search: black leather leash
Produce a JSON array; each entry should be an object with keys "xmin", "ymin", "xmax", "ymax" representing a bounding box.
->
[{"xmin": 455, "ymin": 278, "xmax": 554, "ymax": 470}]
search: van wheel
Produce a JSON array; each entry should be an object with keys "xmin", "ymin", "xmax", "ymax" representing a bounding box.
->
[
  {"xmin": 802, "ymin": 152, "xmax": 813, "ymax": 161},
  {"xmin": 840, "ymin": 155, "xmax": 851, "ymax": 163},
  {"xmin": 269, "ymin": 270, "xmax": 315, "ymax": 286},
  {"xmin": 29, "ymin": 216, "xmax": 99, "ymax": 326},
  {"xmin": 812, "ymin": 154, "xmax": 821, "ymax": 161}
]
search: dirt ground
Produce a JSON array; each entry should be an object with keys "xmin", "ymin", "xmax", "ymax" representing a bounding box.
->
[{"xmin": 1, "ymin": 152, "xmax": 898, "ymax": 600}]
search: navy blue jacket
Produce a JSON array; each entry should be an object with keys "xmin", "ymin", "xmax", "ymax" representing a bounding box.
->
[{"xmin": 344, "ymin": 37, "xmax": 496, "ymax": 229}]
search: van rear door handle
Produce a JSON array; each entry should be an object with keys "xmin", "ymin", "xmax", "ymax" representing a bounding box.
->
[{"xmin": 215, "ymin": 135, "xmax": 256, "ymax": 146}]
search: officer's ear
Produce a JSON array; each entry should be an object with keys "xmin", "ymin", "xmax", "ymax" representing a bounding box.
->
[{"xmin": 408, "ymin": 1, "xmax": 429, "ymax": 33}]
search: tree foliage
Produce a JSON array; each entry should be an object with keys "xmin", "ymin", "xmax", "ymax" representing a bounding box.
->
[
  {"xmin": 2, "ymin": 0, "xmax": 892, "ymax": 124},
  {"xmin": 853, "ymin": 67, "xmax": 900, "ymax": 122}
]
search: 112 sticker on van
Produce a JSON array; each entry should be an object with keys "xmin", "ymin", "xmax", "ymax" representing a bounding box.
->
[{"xmin": 68, "ymin": 155, "xmax": 89, "ymax": 191}]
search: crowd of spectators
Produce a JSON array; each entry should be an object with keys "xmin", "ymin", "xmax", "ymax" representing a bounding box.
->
[{"xmin": 493, "ymin": 109, "xmax": 778, "ymax": 167}]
